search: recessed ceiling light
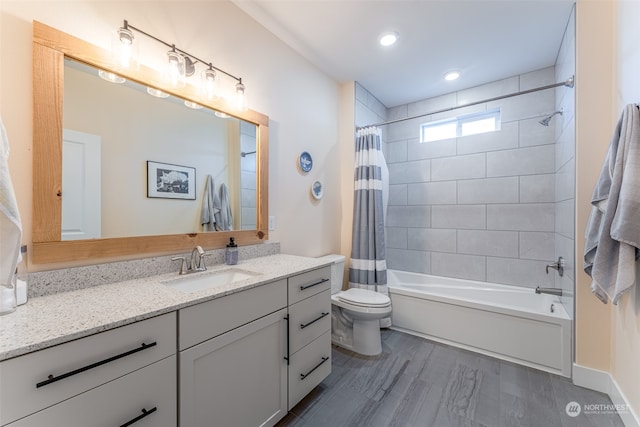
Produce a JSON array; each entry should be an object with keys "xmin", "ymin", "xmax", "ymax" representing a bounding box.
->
[
  {"xmin": 444, "ymin": 71, "xmax": 460, "ymax": 81},
  {"xmin": 379, "ymin": 31, "xmax": 398, "ymax": 47}
]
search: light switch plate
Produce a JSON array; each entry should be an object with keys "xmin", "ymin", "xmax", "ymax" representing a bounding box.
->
[{"xmin": 268, "ymin": 216, "xmax": 276, "ymax": 231}]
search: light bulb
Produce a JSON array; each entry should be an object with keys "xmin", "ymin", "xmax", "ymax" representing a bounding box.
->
[
  {"xmin": 235, "ymin": 80, "xmax": 247, "ymax": 111},
  {"xmin": 201, "ymin": 67, "xmax": 220, "ymax": 101},
  {"xmin": 113, "ymin": 24, "xmax": 139, "ymax": 70},
  {"xmin": 165, "ymin": 47, "xmax": 186, "ymax": 88}
]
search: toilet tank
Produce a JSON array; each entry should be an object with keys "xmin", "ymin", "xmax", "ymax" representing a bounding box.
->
[{"xmin": 316, "ymin": 254, "xmax": 346, "ymax": 294}]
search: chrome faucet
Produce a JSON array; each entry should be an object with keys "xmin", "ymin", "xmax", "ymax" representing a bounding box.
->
[
  {"xmin": 545, "ymin": 256, "xmax": 564, "ymax": 277},
  {"xmin": 535, "ymin": 287, "xmax": 563, "ymax": 296},
  {"xmin": 190, "ymin": 246, "xmax": 206, "ymax": 271},
  {"xmin": 171, "ymin": 246, "xmax": 209, "ymax": 275}
]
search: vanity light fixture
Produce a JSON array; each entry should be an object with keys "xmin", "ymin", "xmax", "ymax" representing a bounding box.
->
[
  {"xmin": 114, "ymin": 20, "xmax": 247, "ymax": 110},
  {"xmin": 214, "ymin": 111, "xmax": 230, "ymax": 119}
]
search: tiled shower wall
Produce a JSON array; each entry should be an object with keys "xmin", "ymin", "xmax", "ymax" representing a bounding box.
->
[
  {"xmin": 384, "ymin": 68, "xmax": 559, "ymax": 289},
  {"xmin": 355, "ymin": 82, "xmax": 387, "ymax": 128},
  {"xmin": 555, "ymin": 6, "xmax": 576, "ymax": 318}
]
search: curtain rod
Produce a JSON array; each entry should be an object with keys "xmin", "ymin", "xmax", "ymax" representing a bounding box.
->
[{"xmin": 357, "ymin": 75, "xmax": 575, "ymax": 131}]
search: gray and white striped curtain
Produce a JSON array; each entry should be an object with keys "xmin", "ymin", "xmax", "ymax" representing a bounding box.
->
[{"xmin": 349, "ymin": 127, "xmax": 390, "ymax": 326}]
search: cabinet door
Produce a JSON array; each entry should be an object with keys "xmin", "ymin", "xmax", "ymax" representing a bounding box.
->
[
  {"xmin": 180, "ymin": 309, "xmax": 287, "ymax": 427},
  {"xmin": 7, "ymin": 355, "xmax": 177, "ymax": 427}
]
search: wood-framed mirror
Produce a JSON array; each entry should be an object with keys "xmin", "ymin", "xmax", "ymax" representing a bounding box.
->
[{"xmin": 32, "ymin": 21, "xmax": 269, "ymax": 264}]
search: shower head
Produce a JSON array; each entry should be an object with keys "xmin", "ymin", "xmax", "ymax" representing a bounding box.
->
[{"xmin": 538, "ymin": 109, "xmax": 563, "ymax": 126}]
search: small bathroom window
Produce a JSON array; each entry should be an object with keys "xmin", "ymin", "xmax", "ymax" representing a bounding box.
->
[{"xmin": 420, "ymin": 108, "xmax": 501, "ymax": 143}]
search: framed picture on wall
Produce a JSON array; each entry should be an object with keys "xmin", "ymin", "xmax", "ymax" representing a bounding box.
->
[{"xmin": 147, "ymin": 160, "xmax": 196, "ymax": 200}]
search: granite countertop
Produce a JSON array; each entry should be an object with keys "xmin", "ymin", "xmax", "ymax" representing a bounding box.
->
[{"xmin": 0, "ymin": 254, "xmax": 331, "ymax": 361}]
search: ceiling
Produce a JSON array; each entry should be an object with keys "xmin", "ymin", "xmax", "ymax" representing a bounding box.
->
[{"xmin": 233, "ymin": 0, "xmax": 575, "ymax": 108}]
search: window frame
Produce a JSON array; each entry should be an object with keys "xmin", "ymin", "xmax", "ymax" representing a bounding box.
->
[{"xmin": 420, "ymin": 108, "xmax": 501, "ymax": 143}]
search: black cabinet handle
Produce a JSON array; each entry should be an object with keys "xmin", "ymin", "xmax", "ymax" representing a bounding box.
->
[
  {"xmin": 300, "ymin": 312, "xmax": 329, "ymax": 329},
  {"xmin": 299, "ymin": 278, "xmax": 329, "ymax": 291},
  {"xmin": 300, "ymin": 356, "xmax": 329, "ymax": 380},
  {"xmin": 120, "ymin": 407, "xmax": 157, "ymax": 427},
  {"xmin": 283, "ymin": 315, "xmax": 290, "ymax": 365},
  {"xmin": 36, "ymin": 342, "xmax": 157, "ymax": 388}
]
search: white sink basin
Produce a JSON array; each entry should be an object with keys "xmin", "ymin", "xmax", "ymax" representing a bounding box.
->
[{"xmin": 161, "ymin": 268, "xmax": 261, "ymax": 293}]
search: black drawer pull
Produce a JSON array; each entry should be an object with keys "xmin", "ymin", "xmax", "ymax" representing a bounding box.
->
[
  {"xmin": 36, "ymin": 342, "xmax": 157, "ymax": 388},
  {"xmin": 300, "ymin": 356, "xmax": 329, "ymax": 380},
  {"xmin": 299, "ymin": 278, "xmax": 329, "ymax": 291},
  {"xmin": 300, "ymin": 312, "xmax": 329, "ymax": 329},
  {"xmin": 283, "ymin": 315, "xmax": 290, "ymax": 366},
  {"xmin": 120, "ymin": 407, "xmax": 157, "ymax": 427}
]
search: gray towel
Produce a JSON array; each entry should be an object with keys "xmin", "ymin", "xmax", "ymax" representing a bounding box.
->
[
  {"xmin": 584, "ymin": 104, "xmax": 640, "ymax": 304},
  {"xmin": 201, "ymin": 175, "xmax": 221, "ymax": 232},
  {"xmin": 216, "ymin": 183, "xmax": 233, "ymax": 231}
]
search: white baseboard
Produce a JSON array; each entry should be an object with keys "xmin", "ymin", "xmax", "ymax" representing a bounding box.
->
[{"xmin": 573, "ymin": 363, "xmax": 640, "ymax": 427}]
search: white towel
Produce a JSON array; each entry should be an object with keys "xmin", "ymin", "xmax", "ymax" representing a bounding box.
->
[
  {"xmin": 0, "ymin": 116, "xmax": 22, "ymax": 286},
  {"xmin": 201, "ymin": 175, "xmax": 220, "ymax": 232},
  {"xmin": 216, "ymin": 183, "xmax": 233, "ymax": 231},
  {"xmin": 584, "ymin": 104, "xmax": 640, "ymax": 304}
]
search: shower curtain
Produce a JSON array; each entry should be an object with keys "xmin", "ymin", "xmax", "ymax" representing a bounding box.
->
[{"xmin": 349, "ymin": 126, "xmax": 391, "ymax": 327}]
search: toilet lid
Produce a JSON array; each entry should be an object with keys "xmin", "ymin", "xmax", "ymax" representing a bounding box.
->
[{"xmin": 338, "ymin": 288, "xmax": 391, "ymax": 307}]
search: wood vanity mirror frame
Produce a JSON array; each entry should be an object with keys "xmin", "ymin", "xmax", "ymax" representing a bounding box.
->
[{"xmin": 32, "ymin": 21, "xmax": 269, "ymax": 264}]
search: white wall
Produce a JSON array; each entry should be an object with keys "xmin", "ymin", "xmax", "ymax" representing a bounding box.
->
[
  {"xmin": 575, "ymin": 0, "xmax": 640, "ymax": 423},
  {"xmin": 0, "ymin": 1, "xmax": 342, "ymax": 264}
]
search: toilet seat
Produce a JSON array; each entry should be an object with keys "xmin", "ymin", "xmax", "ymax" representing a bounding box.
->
[{"xmin": 337, "ymin": 288, "xmax": 391, "ymax": 308}]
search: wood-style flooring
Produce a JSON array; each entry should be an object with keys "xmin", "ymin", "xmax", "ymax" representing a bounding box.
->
[{"xmin": 277, "ymin": 329, "xmax": 625, "ymax": 427}]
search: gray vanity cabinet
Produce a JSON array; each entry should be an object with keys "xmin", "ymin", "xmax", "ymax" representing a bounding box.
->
[
  {"xmin": 178, "ymin": 279, "xmax": 288, "ymax": 427},
  {"xmin": 0, "ymin": 313, "xmax": 177, "ymax": 427},
  {"xmin": 178, "ymin": 266, "xmax": 333, "ymax": 426},
  {"xmin": 286, "ymin": 267, "xmax": 332, "ymax": 409}
]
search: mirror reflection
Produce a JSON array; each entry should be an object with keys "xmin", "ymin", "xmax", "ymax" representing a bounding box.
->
[{"xmin": 62, "ymin": 59, "xmax": 257, "ymax": 240}]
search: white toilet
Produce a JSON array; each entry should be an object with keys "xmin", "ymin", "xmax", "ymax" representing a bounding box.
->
[{"xmin": 319, "ymin": 254, "xmax": 392, "ymax": 356}]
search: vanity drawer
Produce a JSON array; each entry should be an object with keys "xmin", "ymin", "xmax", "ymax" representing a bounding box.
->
[
  {"xmin": 0, "ymin": 312, "xmax": 176, "ymax": 426},
  {"xmin": 179, "ymin": 279, "xmax": 287, "ymax": 350},
  {"xmin": 287, "ymin": 266, "xmax": 331, "ymax": 305},
  {"xmin": 288, "ymin": 331, "xmax": 331, "ymax": 410},
  {"xmin": 7, "ymin": 355, "xmax": 177, "ymax": 427},
  {"xmin": 288, "ymin": 289, "xmax": 331, "ymax": 354}
]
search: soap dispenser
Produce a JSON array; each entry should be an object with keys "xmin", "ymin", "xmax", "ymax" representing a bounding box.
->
[{"xmin": 225, "ymin": 237, "xmax": 238, "ymax": 265}]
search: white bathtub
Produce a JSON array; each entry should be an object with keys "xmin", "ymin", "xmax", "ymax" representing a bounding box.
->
[{"xmin": 387, "ymin": 269, "xmax": 572, "ymax": 377}]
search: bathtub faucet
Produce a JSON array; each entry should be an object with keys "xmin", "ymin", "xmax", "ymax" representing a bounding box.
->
[
  {"xmin": 535, "ymin": 287, "xmax": 563, "ymax": 296},
  {"xmin": 545, "ymin": 256, "xmax": 564, "ymax": 277}
]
